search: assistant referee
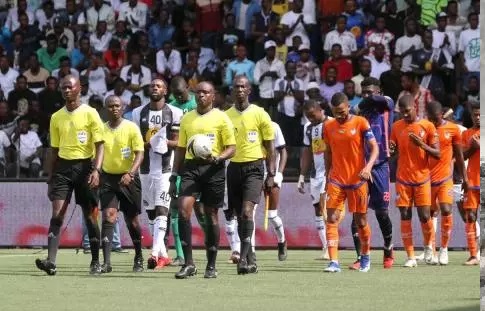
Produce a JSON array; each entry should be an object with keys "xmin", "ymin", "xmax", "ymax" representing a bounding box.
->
[
  {"xmin": 169, "ymin": 81, "xmax": 236, "ymax": 279},
  {"xmin": 35, "ymin": 75, "xmax": 105, "ymax": 276},
  {"xmin": 98, "ymin": 96, "xmax": 145, "ymax": 273},
  {"xmin": 226, "ymin": 75, "xmax": 276, "ymax": 275}
]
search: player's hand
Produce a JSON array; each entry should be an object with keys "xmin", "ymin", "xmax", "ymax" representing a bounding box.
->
[
  {"xmin": 274, "ymin": 172, "xmax": 283, "ymax": 187},
  {"xmin": 359, "ymin": 166, "xmax": 372, "ymax": 181},
  {"xmin": 409, "ymin": 133, "xmax": 424, "ymax": 147},
  {"xmin": 297, "ymin": 174, "xmax": 305, "ymax": 193},
  {"xmin": 264, "ymin": 175, "xmax": 275, "ymax": 192},
  {"xmin": 119, "ymin": 173, "xmax": 133, "ymax": 186},
  {"xmin": 461, "ymin": 179, "xmax": 469, "ymax": 194},
  {"xmin": 88, "ymin": 170, "xmax": 100, "ymax": 188}
]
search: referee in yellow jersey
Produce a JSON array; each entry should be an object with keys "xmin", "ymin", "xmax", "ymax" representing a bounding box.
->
[
  {"xmin": 98, "ymin": 96, "xmax": 145, "ymax": 274},
  {"xmin": 36, "ymin": 75, "xmax": 105, "ymax": 276},
  {"xmin": 169, "ymin": 81, "xmax": 236, "ymax": 279},
  {"xmin": 226, "ymin": 75, "xmax": 276, "ymax": 275}
]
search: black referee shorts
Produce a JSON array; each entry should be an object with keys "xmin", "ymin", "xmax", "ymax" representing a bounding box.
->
[
  {"xmin": 227, "ymin": 160, "xmax": 264, "ymax": 215},
  {"xmin": 48, "ymin": 158, "xmax": 97, "ymax": 208},
  {"xmin": 99, "ymin": 172, "xmax": 142, "ymax": 218},
  {"xmin": 179, "ymin": 160, "xmax": 225, "ymax": 208}
]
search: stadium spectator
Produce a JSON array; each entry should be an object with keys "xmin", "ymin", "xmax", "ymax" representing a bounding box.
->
[
  {"xmin": 286, "ymin": 35, "xmax": 303, "ymax": 63},
  {"xmin": 37, "ymin": 76, "xmax": 63, "ymax": 115},
  {"xmin": 10, "ymin": 117, "xmax": 42, "ymax": 178},
  {"xmin": 280, "ymin": 0, "xmax": 313, "ymax": 47},
  {"xmin": 217, "ymin": 13, "xmax": 245, "ymax": 63},
  {"xmin": 0, "ymin": 127, "xmax": 10, "ymax": 177},
  {"xmin": 23, "ymin": 54, "xmax": 50, "ymax": 93},
  {"xmin": 380, "ymin": 54, "xmax": 403, "ymax": 102},
  {"xmin": 295, "ymin": 44, "xmax": 320, "ymax": 89},
  {"xmin": 81, "ymin": 53, "xmax": 109, "ymax": 96},
  {"xmin": 343, "ymin": 0, "xmax": 366, "ymax": 49},
  {"xmin": 121, "ymin": 53, "xmax": 151, "ymax": 94},
  {"xmin": 8, "ymin": 33, "xmax": 31, "ymax": 72},
  {"xmin": 86, "ymin": 0, "xmax": 115, "ymax": 33},
  {"xmin": 112, "ymin": 21, "xmax": 131, "ymax": 51},
  {"xmin": 127, "ymin": 32, "xmax": 156, "ymax": 72},
  {"xmin": 104, "ymin": 78, "xmax": 132, "ymax": 111},
  {"xmin": 351, "ymin": 58, "xmax": 371, "ymax": 96},
  {"xmin": 458, "ymin": 12, "xmax": 480, "ymax": 86},
  {"xmin": 394, "ymin": 18, "xmax": 422, "ymax": 73},
  {"xmin": 382, "ymin": 0, "xmax": 404, "ymax": 39},
  {"xmin": 7, "ymin": 75, "xmax": 36, "ymax": 115},
  {"xmin": 12, "ymin": 12, "xmax": 43, "ymax": 57},
  {"xmin": 25, "ymin": 99, "xmax": 49, "ymax": 146},
  {"xmin": 365, "ymin": 43, "xmax": 390, "ymax": 80},
  {"xmin": 172, "ymin": 19, "xmax": 199, "ymax": 60},
  {"xmin": 233, "ymin": 0, "xmax": 261, "ymax": 39},
  {"xmin": 123, "ymin": 94, "xmax": 142, "ymax": 121},
  {"xmin": 5, "ymin": 0, "xmax": 34, "ymax": 32},
  {"xmin": 397, "ymin": 71, "xmax": 433, "ymax": 119},
  {"xmin": 320, "ymin": 67, "xmax": 344, "ymax": 103},
  {"xmin": 79, "ymin": 75, "xmax": 92, "ymax": 105},
  {"xmin": 0, "ymin": 100, "xmax": 17, "ymax": 136},
  {"xmin": 118, "ymin": 0, "xmax": 148, "ymax": 33},
  {"xmin": 52, "ymin": 56, "xmax": 80, "ymax": 80},
  {"xmin": 321, "ymin": 43, "xmax": 353, "ymax": 82},
  {"xmin": 365, "ymin": 14, "xmax": 395, "ymax": 61},
  {"xmin": 35, "ymin": 0, "xmax": 56, "ymax": 32},
  {"xmin": 343, "ymin": 79, "xmax": 361, "ymax": 112},
  {"xmin": 274, "ymin": 61, "xmax": 304, "ymax": 147},
  {"xmin": 155, "ymin": 41, "xmax": 182, "ymax": 81},
  {"xmin": 225, "ymin": 45, "xmax": 255, "ymax": 87},
  {"xmin": 46, "ymin": 18, "xmax": 75, "ymax": 53},
  {"xmin": 89, "ymin": 20, "xmax": 112, "ymax": 53},
  {"xmin": 71, "ymin": 36, "xmax": 93, "ymax": 72},
  {"xmin": 148, "ymin": 9, "xmax": 175, "ymax": 50},
  {"xmin": 250, "ymin": 0, "xmax": 279, "ymax": 60},
  {"xmin": 254, "ymin": 40, "xmax": 286, "ymax": 120},
  {"xmin": 323, "ymin": 15, "xmax": 357, "ymax": 59},
  {"xmin": 37, "ymin": 34, "xmax": 68, "ymax": 73},
  {"xmin": 0, "ymin": 55, "xmax": 19, "ymax": 98}
]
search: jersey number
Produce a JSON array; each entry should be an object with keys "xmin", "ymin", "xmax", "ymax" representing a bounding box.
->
[
  {"xmin": 150, "ymin": 115, "xmax": 162, "ymax": 125},
  {"xmin": 160, "ymin": 192, "xmax": 170, "ymax": 202}
]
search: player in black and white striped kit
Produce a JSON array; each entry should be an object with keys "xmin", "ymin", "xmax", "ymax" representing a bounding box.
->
[{"xmin": 132, "ymin": 79, "xmax": 183, "ymax": 270}]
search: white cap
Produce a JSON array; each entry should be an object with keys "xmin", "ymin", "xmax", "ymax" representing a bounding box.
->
[
  {"xmin": 306, "ymin": 82, "xmax": 320, "ymax": 91},
  {"xmin": 299, "ymin": 44, "xmax": 310, "ymax": 51},
  {"xmin": 264, "ymin": 40, "xmax": 277, "ymax": 50}
]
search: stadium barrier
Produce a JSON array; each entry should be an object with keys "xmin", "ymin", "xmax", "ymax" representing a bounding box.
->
[{"xmin": 0, "ymin": 182, "xmax": 468, "ymax": 249}]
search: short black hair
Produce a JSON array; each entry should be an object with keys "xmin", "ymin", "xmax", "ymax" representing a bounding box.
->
[
  {"xmin": 46, "ymin": 33, "xmax": 57, "ymax": 42},
  {"xmin": 330, "ymin": 92, "xmax": 348, "ymax": 107},
  {"xmin": 303, "ymin": 99, "xmax": 322, "ymax": 111},
  {"xmin": 398, "ymin": 94, "xmax": 414, "ymax": 109},
  {"xmin": 16, "ymin": 75, "xmax": 27, "ymax": 82},
  {"xmin": 402, "ymin": 71, "xmax": 416, "ymax": 81},
  {"xmin": 331, "ymin": 43, "xmax": 342, "ymax": 50},
  {"xmin": 470, "ymin": 101, "xmax": 480, "ymax": 110},
  {"xmin": 426, "ymin": 100, "xmax": 443, "ymax": 115},
  {"xmin": 361, "ymin": 77, "xmax": 380, "ymax": 88}
]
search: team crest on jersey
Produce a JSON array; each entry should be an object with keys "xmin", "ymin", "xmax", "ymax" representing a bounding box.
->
[
  {"xmin": 206, "ymin": 133, "xmax": 216, "ymax": 143},
  {"xmin": 121, "ymin": 147, "xmax": 131, "ymax": 159},
  {"xmin": 444, "ymin": 132, "xmax": 451, "ymax": 140},
  {"xmin": 350, "ymin": 129, "xmax": 356, "ymax": 135},
  {"xmin": 338, "ymin": 129, "xmax": 345, "ymax": 134},
  {"xmin": 77, "ymin": 131, "xmax": 87, "ymax": 144},
  {"xmin": 419, "ymin": 130, "xmax": 425, "ymax": 138}
]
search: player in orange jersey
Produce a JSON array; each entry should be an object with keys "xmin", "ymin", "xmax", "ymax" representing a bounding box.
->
[
  {"xmin": 390, "ymin": 95, "xmax": 440, "ymax": 268},
  {"xmin": 461, "ymin": 102, "xmax": 480, "ymax": 266},
  {"xmin": 426, "ymin": 101, "xmax": 468, "ymax": 265},
  {"xmin": 323, "ymin": 93, "xmax": 379, "ymax": 273}
]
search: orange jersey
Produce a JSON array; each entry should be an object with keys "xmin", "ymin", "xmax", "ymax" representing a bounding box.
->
[
  {"xmin": 462, "ymin": 128, "xmax": 480, "ymax": 189},
  {"xmin": 429, "ymin": 121, "xmax": 461, "ymax": 184},
  {"xmin": 323, "ymin": 115, "xmax": 375, "ymax": 186},
  {"xmin": 390, "ymin": 119, "xmax": 438, "ymax": 184}
]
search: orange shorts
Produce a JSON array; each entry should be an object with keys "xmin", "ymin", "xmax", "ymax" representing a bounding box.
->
[
  {"xmin": 396, "ymin": 180, "xmax": 431, "ymax": 207},
  {"xmin": 463, "ymin": 189, "xmax": 480, "ymax": 210},
  {"xmin": 326, "ymin": 182, "xmax": 368, "ymax": 214},
  {"xmin": 431, "ymin": 179, "xmax": 454, "ymax": 211}
]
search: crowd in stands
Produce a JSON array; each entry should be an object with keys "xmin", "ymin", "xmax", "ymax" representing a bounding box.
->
[{"xmin": 0, "ymin": 0, "xmax": 480, "ymax": 178}]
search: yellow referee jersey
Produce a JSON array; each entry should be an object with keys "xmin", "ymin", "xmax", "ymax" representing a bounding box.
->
[
  {"xmin": 50, "ymin": 105, "xmax": 104, "ymax": 160},
  {"xmin": 178, "ymin": 108, "xmax": 236, "ymax": 160},
  {"xmin": 226, "ymin": 104, "xmax": 274, "ymax": 163},
  {"xmin": 102, "ymin": 120, "xmax": 144, "ymax": 174}
]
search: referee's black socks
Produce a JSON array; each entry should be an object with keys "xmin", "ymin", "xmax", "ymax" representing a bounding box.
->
[
  {"xmin": 179, "ymin": 218, "xmax": 194, "ymax": 265},
  {"xmin": 47, "ymin": 218, "xmax": 62, "ymax": 264},
  {"xmin": 85, "ymin": 216, "xmax": 101, "ymax": 262},
  {"xmin": 101, "ymin": 221, "xmax": 114, "ymax": 265},
  {"xmin": 126, "ymin": 218, "xmax": 143, "ymax": 258},
  {"xmin": 205, "ymin": 219, "xmax": 220, "ymax": 268},
  {"xmin": 239, "ymin": 219, "xmax": 254, "ymax": 261}
]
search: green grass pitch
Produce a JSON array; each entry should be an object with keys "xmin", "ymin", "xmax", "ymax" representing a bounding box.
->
[{"xmin": 0, "ymin": 249, "xmax": 478, "ymax": 311}]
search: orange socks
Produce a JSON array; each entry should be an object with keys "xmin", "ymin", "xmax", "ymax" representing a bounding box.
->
[
  {"xmin": 420, "ymin": 218, "xmax": 435, "ymax": 250},
  {"xmin": 401, "ymin": 220, "xmax": 414, "ymax": 258},
  {"xmin": 326, "ymin": 222, "xmax": 339, "ymax": 261},
  {"xmin": 441, "ymin": 215, "xmax": 453, "ymax": 249},
  {"xmin": 357, "ymin": 224, "xmax": 371, "ymax": 255},
  {"xmin": 465, "ymin": 222, "xmax": 477, "ymax": 257}
]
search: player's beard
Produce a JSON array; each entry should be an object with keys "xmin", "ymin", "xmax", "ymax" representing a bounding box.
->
[{"xmin": 150, "ymin": 93, "xmax": 163, "ymax": 102}]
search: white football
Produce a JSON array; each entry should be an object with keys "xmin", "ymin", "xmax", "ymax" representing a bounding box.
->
[{"xmin": 187, "ymin": 134, "xmax": 213, "ymax": 159}]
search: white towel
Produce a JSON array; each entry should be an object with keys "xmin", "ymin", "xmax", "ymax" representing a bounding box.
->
[{"xmin": 150, "ymin": 126, "xmax": 168, "ymax": 155}]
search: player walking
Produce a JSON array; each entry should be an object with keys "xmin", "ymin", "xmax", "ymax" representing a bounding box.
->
[
  {"xmin": 348, "ymin": 78, "xmax": 395, "ymax": 269},
  {"xmin": 426, "ymin": 101, "xmax": 468, "ymax": 265},
  {"xmin": 36, "ymin": 75, "xmax": 105, "ymax": 275},
  {"xmin": 225, "ymin": 76, "xmax": 276, "ymax": 274},
  {"xmin": 99, "ymin": 96, "xmax": 145, "ymax": 273},
  {"xmin": 298, "ymin": 99, "xmax": 332, "ymax": 260},
  {"xmin": 169, "ymin": 81, "xmax": 236, "ymax": 279},
  {"xmin": 461, "ymin": 103, "xmax": 480, "ymax": 266},
  {"xmin": 390, "ymin": 95, "xmax": 440, "ymax": 268},
  {"xmin": 323, "ymin": 93, "xmax": 379, "ymax": 273},
  {"xmin": 132, "ymin": 79, "xmax": 183, "ymax": 270}
]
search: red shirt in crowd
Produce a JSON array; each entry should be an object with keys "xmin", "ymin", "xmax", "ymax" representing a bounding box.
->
[
  {"xmin": 104, "ymin": 50, "xmax": 126, "ymax": 71},
  {"xmin": 195, "ymin": 0, "xmax": 223, "ymax": 33},
  {"xmin": 321, "ymin": 58, "xmax": 353, "ymax": 82}
]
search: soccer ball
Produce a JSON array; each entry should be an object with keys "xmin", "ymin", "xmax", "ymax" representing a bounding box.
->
[{"xmin": 187, "ymin": 134, "xmax": 213, "ymax": 159}]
